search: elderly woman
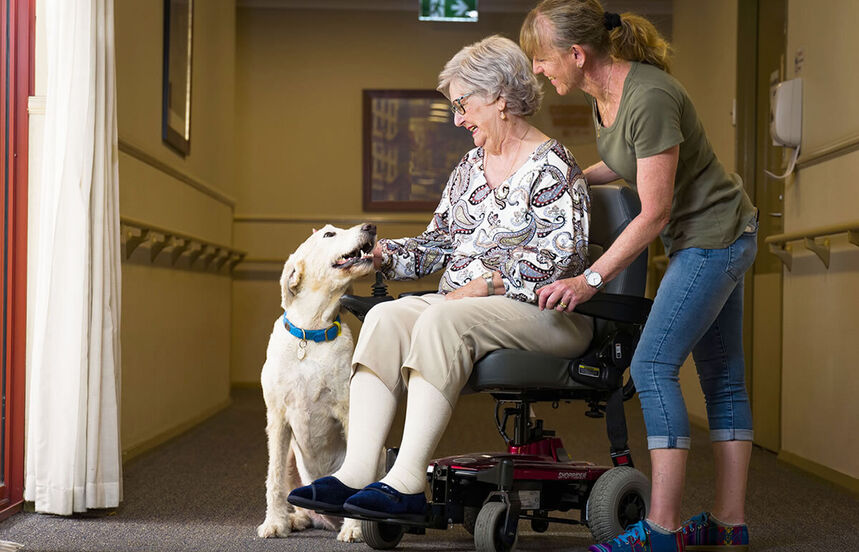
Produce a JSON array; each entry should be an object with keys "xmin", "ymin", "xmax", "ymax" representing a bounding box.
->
[{"xmin": 288, "ymin": 35, "xmax": 592, "ymax": 520}]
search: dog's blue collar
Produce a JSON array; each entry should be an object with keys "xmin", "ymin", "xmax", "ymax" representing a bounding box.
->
[{"xmin": 282, "ymin": 312, "xmax": 341, "ymax": 342}]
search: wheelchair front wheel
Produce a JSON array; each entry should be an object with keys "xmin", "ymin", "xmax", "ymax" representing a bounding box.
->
[
  {"xmin": 474, "ymin": 501, "xmax": 518, "ymax": 552},
  {"xmin": 361, "ymin": 519, "xmax": 405, "ymax": 550}
]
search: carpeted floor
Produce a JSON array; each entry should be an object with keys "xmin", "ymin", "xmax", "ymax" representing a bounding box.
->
[{"xmin": 1, "ymin": 387, "xmax": 857, "ymax": 551}]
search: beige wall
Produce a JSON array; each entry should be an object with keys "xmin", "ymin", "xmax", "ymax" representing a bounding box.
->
[
  {"xmin": 233, "ymin": 7, "xmax": 586, "ymax": 219},
  {"xmin": 117, "ymin": 1, "xmax": 238, "ymax": 205},
  {"xmin": 114, "ymin": 0, "xmax": 237, "ymax": 457},
  {"xmin": 670, "ymin": 0, "xmax": 739, "ymax": 425},
  {"xmin": 782, "ymin": 0, "xmax": 859, "ymax": 480}
]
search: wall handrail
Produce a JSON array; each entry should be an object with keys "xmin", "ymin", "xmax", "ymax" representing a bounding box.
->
[
  {"xmin": 120, "ymin": 216, "xmax": 246, "ymax": 271},
  {"xmin": 764, "ymin": 221, "xmax": 859, "ymax": 271},
  {"xmin": 764, "ymin": 221, "xmax": 859, "ymax": 245},
  {"xmin": 796, "ymin": 134, "xmax": 859, "ymax": 171}
]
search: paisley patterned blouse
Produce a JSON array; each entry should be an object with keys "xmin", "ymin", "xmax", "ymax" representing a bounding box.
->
[{"xmin": 378, "ymin": 139, "xmax": 589, "ymax": 304}]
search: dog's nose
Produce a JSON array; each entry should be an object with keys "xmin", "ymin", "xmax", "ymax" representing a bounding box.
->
[{"xmin": 362, "ymin": 223, "xmax": 376, "ymax": 234}]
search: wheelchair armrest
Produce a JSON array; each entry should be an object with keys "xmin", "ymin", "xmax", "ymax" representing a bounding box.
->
[
  {"xmin": 340, "ymin": 294, "xmax": 394, "ymax": 321},
  {"xmin": 343, "ymin": 289, "xmax": 651, "ymax": 324},
  {"xmin": 574, "ymin": 292, "xmax": 652, "ymax": 325},
  {"xmin": 397, "ymin": 290, "xmax": 437, "ymax": 298}
]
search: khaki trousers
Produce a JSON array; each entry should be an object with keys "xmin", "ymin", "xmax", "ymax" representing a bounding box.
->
[{"xmin": 352, "ymin": 294, "xmax": 593, "ymax": 407}]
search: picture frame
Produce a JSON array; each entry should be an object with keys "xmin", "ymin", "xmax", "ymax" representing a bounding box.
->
[
  {"xmin": 363, "ymin": 89, "xmax": 475, "ymax": 211},
  {"xmin": 162, "ymin": 0, "xmax": 194, "ymax": 156}
]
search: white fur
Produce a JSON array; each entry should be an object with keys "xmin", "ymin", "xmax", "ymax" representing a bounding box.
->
[{"xmin": 257, "ymin": 223, "xmax": 376, "ymax": 542}]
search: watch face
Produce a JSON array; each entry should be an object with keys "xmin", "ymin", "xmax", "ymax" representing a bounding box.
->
[{"xmin": 586, "ymin": 271, "xmax": 601, "ymax": 287}]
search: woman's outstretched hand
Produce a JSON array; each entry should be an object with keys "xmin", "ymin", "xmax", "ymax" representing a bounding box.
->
[
  {"xmin": 536, "ymin": 275, "xmax": 597, "ymax": 312},
  {"xmin": 372, "ymin": 242, "xmax": 383, "ymax": 271}
]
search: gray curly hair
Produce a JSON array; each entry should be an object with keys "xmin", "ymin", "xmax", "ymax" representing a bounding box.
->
[{"xmin": 437, "ymin": 35, "xmax": 543, "ymax": 117}]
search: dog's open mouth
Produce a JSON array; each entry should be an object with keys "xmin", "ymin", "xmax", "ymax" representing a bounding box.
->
[{"xmin": 333, "ymin": 239, "xmax": 374, "ymax": 269}]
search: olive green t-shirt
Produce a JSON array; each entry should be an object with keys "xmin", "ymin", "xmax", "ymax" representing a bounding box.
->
[{"xmin": 587, "ymin": 61, "xmax": 755, "ymax": 255}]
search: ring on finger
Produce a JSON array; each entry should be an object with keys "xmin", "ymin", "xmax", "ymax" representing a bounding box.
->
[{"xmin": 558, "ymin": 302, "xmax": 567, "ymax": 309}]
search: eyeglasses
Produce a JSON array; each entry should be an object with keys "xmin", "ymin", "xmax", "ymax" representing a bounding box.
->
[{"xmin": 450, "ymin": 92, "xmax": 475, "ymax": 115}]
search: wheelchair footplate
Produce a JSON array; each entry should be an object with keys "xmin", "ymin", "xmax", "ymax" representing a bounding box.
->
[{"xmin": 336, "ymin": 503, "xmax": 447, "ymax": 531}]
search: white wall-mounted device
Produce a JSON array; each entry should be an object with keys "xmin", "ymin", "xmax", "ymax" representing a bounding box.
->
[
  {"xmin": 766, "ymin": 77, "xmax": 802, "ymax": 179},
  {"xmin": 771, "ymin": 78, "xmax": 802, "ymax": 147}
]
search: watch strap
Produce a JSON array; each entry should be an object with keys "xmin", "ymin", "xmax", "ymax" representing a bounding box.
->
[{"xmin": 482, "ymin": 272, "xmax": 495, "ymax": 295}]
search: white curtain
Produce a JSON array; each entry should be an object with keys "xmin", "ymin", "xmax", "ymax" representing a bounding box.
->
[{"xmin": 24, "ymin": 0, "xmax": 122, "ymax": 515}]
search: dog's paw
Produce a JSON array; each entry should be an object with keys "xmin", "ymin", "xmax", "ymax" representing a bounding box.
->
[
  {"xmin": 288, "ymin": 510, "xmax": 313, "ymax": 531},
  {"xmin": 257, "ymin": 518, "xmax": 290, "ymax": 538},
  {"xmin": 337, "ymin": 518, "xmax": 363, "ymax": 542}
]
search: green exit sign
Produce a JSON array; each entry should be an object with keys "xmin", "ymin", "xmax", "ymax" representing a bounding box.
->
[{"xmin": 419, "ymin": 0, "xmax": 478, "ymax": 22}]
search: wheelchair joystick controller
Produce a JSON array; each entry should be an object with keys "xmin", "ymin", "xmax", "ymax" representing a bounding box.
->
[
  {"xmin": 371, "ymin": 272, "xmax": 389, "ymax": 297},
  {"xmin": 339, "ymin": 272, "xmax": 393, "ymax": 322}
]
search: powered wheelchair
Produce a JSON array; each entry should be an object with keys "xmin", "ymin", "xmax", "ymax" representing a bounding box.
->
[{"xmin": 338, "ymin": 183, "xmax": 654, "ymax": 551}]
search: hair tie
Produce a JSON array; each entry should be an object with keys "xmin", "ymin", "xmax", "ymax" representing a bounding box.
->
[{"xmin": 604, "ymin": 11, "xmax": 622, "ymax": 30}]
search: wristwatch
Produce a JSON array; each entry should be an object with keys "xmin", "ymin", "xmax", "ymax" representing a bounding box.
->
[
  {"xmin": 481, "ymin": 271, "xmax": 495, "ymax": 295},
  {"xmin": 583, "ymin": 268, "xmax": 605, "ymax": 290}
]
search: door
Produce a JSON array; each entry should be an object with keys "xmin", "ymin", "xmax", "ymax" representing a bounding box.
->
[
  {"xmin": 0, "ymin": 0, "xmax": 31, "ymax": 519},
  {"xmin": 736, "ymin": 0, "xmax": 787, "ymax": 453}
]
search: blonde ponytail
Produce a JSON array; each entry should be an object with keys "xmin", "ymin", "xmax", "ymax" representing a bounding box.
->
[{"xmin": 610, "ymin": 13, "xmax": 673, "ymax": 73}]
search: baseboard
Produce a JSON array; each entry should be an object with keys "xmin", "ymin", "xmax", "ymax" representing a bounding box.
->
[
  {"xmin": 0, "ymin": 500, "xmax": 22, "ymax": 522},
  {"xmin": 122, "ymin": 397, "xmax": 233, "ymax": 464},
  {"xmin": 778, "ymin": 449, "xmax": 859, "ymax": 495}
]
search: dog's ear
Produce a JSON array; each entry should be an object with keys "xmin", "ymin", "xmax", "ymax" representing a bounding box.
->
[{"xmin": 280, "ymin": 256, "xmax": 304, "ymax": 310}]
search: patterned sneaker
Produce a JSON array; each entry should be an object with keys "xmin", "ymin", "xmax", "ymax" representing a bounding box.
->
[
  {"xmin": 682, "ymin": 512, "xmax": 749, "ymax": 551},
  {"xmin": 589, "ymin": 520, "xmax": 684, "ymax": 552}
]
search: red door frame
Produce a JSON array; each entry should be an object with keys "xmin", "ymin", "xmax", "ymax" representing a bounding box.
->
[{"xmin": 0, "ymin": 0, "xmax": 32, "ymax": 520}]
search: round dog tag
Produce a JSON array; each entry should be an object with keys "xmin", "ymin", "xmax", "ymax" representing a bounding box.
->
[{"xmin": 297, "ymin": 340, "xmax": 307, "ymax": 360}]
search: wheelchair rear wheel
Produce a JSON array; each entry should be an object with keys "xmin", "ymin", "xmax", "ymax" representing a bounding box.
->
[
  {"xmin": 361, "ymin": 519, "xmax": 405, "ymax": 550},
  {"xmin": 586, "ymin": 466, "xmax": 650, "ymax": 542}
]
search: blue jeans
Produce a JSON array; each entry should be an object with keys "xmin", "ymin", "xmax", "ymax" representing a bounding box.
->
[{"xmin": 631, "ymin": 217, "xmax": 758, "ymax": 450}]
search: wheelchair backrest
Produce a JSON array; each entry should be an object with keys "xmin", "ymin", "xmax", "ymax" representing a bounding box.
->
[{"xmin": 587, "ymin": 183, "xmax": 648, "ymax": 297}]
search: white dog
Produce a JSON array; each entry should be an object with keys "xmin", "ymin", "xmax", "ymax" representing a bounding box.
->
[{"xmin": 257, "ymin": 222, "xmax": 377, "ymax": 542}]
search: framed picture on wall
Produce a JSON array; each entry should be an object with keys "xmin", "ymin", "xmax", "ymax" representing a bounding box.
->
[
  {"xmin": 363, "ymin": 89, "xmax": 475, "ymax": 211},
  {"xmin": 162, "ymin": 0, "xmax": 194, "ymax": 156}
]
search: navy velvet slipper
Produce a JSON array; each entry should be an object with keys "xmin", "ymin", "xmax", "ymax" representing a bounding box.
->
[
  {"xmin": 342, "ymin": 482, "xmax": 427, "ymax": 521},
  {"xmin": 287, "ymin": 476, "xmax": 360, "ymax": 513}
]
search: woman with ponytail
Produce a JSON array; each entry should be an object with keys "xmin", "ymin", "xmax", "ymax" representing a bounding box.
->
[{"xmin": 521, "ymin": 1, "xmax": 757, "ymax": 551}]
